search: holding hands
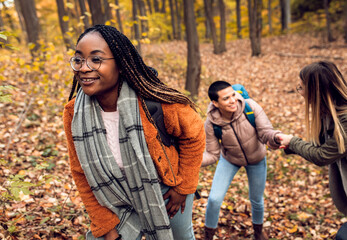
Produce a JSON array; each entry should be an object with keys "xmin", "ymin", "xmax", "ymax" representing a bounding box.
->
[{"xmin": 275, "ymin": 133, "xmax": 294, "ymax": 149}]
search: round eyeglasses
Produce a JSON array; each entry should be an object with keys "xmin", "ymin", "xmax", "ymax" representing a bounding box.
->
[{"xmin": 69, "ymin": 55, "xmax": 115, "ymax": 71}]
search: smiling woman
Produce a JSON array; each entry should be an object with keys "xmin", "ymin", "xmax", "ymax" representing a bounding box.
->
[
  {"xmin": 63, "ymin": 24, "xmax": 205, "ymax": 240},
  {"xmin": 202, "ymin": 80, "xmax": 282, "ymax": 240},
  {"xmin": 277, "ymin": 61, "xmax": 347, "ymax": 240},
  {"xmin": 71, "ymin": 32, "xmax": 120, "ymax": 111}
]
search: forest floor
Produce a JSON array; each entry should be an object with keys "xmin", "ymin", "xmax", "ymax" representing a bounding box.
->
[{"xmin": 1, "ymin": 32, "xmax": 347, "ymax": 240}]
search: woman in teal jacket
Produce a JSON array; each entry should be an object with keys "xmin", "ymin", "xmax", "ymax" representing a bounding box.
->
[{"xmin": 278, "ymin": 61, "xmax": 347, "ymax": 240}]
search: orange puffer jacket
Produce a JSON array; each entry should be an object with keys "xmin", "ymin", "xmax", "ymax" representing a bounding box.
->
[
  {"xmin": 202, "ymin": 93, "xmax": 280, "ymax": 167},
  {"xmin": 63, "ymin": 97, "xmax": 205, "ymax": 238}
]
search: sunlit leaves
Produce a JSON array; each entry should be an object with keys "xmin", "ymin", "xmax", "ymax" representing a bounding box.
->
[
  {"xmin": 65, "ymin": 2, "xmax": 74, "ymax": 9},
  {"xmin": 0, "ymin": 85, "xmax": 17, "ymax": 103},
  {"xmin": 62, "ymin": 15, "xmax": 69, "ymax": 22},
  {"xmin": 0, "ymin": 32, "xmax": 7, "ymax": 41},
  {"xmin": 1, "ymin": 26, "xmax": 347, "ymax": 239}
]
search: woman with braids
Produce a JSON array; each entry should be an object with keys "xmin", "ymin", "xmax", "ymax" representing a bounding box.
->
[
  {"xmin": 277, "ymin": 61, "xmax": 347, "ymax": 239},
  {"xmin": 63, "ymin": 25, "xmax": 205, "ymax": 240}
]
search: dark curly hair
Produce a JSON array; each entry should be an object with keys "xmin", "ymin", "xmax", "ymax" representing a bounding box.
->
[{"xmin": 68, "ymin": 24, "xmax": 195, "ymax": 110}]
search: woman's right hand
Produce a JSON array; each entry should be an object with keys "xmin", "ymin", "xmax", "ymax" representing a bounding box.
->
[{"xmin": 104, "ymin": 228, "xmax": 120, "ymax": 240}]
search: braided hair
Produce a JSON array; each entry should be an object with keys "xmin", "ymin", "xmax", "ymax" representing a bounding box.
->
[{"xmin": 68, "ymin": 24, "xmax": 195, "ymax": 110}]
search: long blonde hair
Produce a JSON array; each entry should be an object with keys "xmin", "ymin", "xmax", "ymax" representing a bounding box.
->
[{"xmin": 300, "ymin": 61, "xmax": 347, "ymax": 153}]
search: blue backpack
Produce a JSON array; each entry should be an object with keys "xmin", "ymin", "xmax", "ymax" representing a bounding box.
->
[{"xmin": 212, "ymin": 84, "xmax": 256, "ymax": 141}]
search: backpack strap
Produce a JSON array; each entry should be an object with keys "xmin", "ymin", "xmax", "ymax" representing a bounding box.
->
[
  {"xmin": 144, "ymin": 99, "xmax": 179, "ymax": 150},
  {"xmin": 144, "ymin": 99, "xmax": 200, "ymax": 199},
  {"xmin": 211, "ymin": 102, "xmax": 256, "ymax": 142},
  {"xmin": 244, "ymin": 101, "xmax": 256, "ymax": 128},
  {"xmin": 212, "ymin": 123, "xmax": 222, "ymax": 142}
]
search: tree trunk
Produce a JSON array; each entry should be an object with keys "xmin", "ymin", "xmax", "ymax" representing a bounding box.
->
[
  {"xmin": 104, "ymin": 0, "xmax": 112, "ymax": 22},
  {"xmin": 138, "ymin": 0, "xmax": 148, "ymax": 34},
  {"xmin": 218, "ymin": 0, "xmax": 226, "ymax": 53},
  {"xmin": 132, "ymin": 0, "xmax": 141, "ymax": 54},
  {"xmin": 183, "ymin": 0, "xmax": 201, "ymax": 98},
  {"xmin": 169, "ymin": 0, "xmax": 177, "ymax": 40},
  {"xmin": 285, "ymin": 0, "xmax": 290, "ymax": 27},
  {"xmin": 14, "ymin": 0, "xmax": 25, "ymax": 32},
  {"xmin": 56, "ymin": 0, "xmax": 73, "ymax": 50},
  {"xmin": 153, "ymin": 0, "xmax": 159, "ymax": 12},
  {"xmin": 115, "ymin": 0, "xmax": 124, "ymax": 33},
  {"xmin": 205, "ymin": 18, "xmax": 211, "ymax": 40},
  {"xmin": 268, "ymin": 0, "xmax": 272, "ymax": 33},
  {"xmin": 16, "ymin": 0, "xmax": 40, "ymax": 57},
  {"xmin": 161, "ymin": 0, "xmax": 166, "ymax": 13},
  {"xmin": 78, "ymin": 0, "xmax": 90, "ymax": 29},
  {"xmin": 204, "ymin": 0, "xmax": 225, "ymax": 54},
  {"xmin": 0, "ymin": 7, "xmax": 4, "ymax": 30},
  {"xmin": 204, "ymin": 0, "xmax": 218, "ymax": 51},
  {"xmin": 236, "ymin": 0, "xmax": 242, "ymax": 39},
  {"xmin": 175, "ymin": 0, "xmax": 182, "ymax": 40},
  {"xmin": 87, "ymin": 0, "xmax": 105, "ymax": 25},
  {"xmin": 203, "ymin": 0, "xmax": 211, "ymax": 40},
  {"xmin": 280, "ymin": 0, "xmax": 290, "ymax": 31},
  {"xmin": 324, "ymin": 0, "xmax": 334, "ymax": 42},
  {"xmin": 0, "ymin": 6, "xmax": 4, "ymax": 47},
  {"xmin": 248, "ymin": 0, "xmax": 262, "ymax": 56},
  {"xmin": 146, "ymin": 0, "xmax": 153, "ymax": 14},
  {"xmin": 344, "ymin": 1, "xmax": 347, "ymax": 43}
]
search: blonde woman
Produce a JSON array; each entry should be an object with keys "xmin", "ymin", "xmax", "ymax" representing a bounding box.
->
[{"xmin": 278, "ymin": 61, "xmax": 347, "ymax": 239}]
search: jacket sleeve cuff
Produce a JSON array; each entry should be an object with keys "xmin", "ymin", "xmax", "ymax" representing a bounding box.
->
[{"xmin": 90, "ymin": 216, "xmax": 120, "ymax": 238}]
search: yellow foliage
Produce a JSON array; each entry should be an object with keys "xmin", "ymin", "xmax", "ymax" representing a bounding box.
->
[
  {"xmin": 110, "ymin": 3, "xmax": 119, "ymax": 10},
  {"xmin": 28, "ymin": 43, "xmax": 36, "ymax": 50},
  {"xmin": 63, "ymin": 15, "xmax": 69, "ymax": 22},
  {"xmin": 65, "ymin": 2, "xmax": 74, "ymax": 9},
  {"xmin": 287, "ymin": 224, "xmax": 298, "ymax": 233}
]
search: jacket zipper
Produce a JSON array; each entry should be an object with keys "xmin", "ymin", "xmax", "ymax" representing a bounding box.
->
[{"xmin": 230, "ymin": 123, "xmax": 249, "ymax": 165}]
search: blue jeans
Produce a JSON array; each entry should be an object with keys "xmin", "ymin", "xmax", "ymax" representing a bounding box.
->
[
  {"xmin": 205, "ymin": 155, "xmax": 267, "ymax": 228},
  {"xmin": 136, "ymin": 183, "xmax": 195, "ymax": 240},
  {"xmin": 336, "ymin": 222, "xmax": 347, "ymax": 240}
]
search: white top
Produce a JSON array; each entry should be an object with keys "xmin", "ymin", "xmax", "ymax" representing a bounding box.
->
[{"xmin": 100, "ymin": 110, "xmax": 123, "ymax": 169}]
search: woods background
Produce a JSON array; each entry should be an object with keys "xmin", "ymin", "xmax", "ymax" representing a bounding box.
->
[{"xmin": 1, "ymin": 0, "xmax": 347, "ymax": 239}]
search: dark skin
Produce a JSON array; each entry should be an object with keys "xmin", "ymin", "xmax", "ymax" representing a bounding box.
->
[
  {"xmin": 75, "ymin": 32, "xmax": 188, "ymax": 238},
  {"xmin": 163, "ymin": 189, "xmax": 187, "ymax": 219}
]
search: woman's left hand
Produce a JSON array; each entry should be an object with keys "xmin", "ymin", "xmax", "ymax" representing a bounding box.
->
[
  {"xmin": 276, "ymin": 133, "xmax": 294, "ymax": 148},
  {"xmin": 163, "ymin": 189, "xmax": 187, "ymax": 219}
]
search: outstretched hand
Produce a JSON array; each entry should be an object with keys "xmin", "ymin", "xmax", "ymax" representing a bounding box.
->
[
  {"xmin": 276, "ymin": 133, "xmax": 294, "ymax": 149},
  {"xmin": 163, "ymin": 188, "xmax": 187, "ymax": 219}
]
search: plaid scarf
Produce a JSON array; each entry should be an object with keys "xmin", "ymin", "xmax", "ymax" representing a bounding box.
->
[{"xmin": 72, "ymin": 82, "xmax": 173, "ymax": 240}]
